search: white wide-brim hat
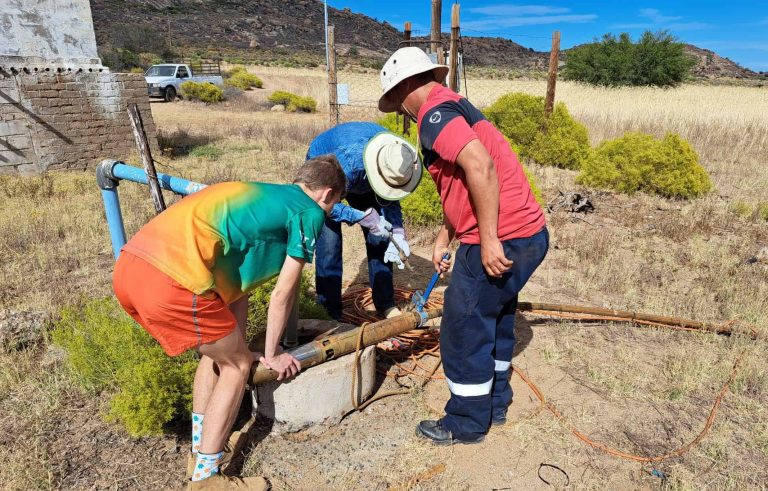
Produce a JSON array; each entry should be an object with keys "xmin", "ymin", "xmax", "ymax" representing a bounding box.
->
[
  {"xmin": 378, "ymin": 47, "xmax": 449, "ymax": 113},
  {"xmin": 363, "ymin": 132, "xmax": 423, "ymax": 201}
]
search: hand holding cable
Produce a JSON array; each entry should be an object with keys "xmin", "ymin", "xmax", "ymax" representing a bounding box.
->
[{"xmin": 384, "ymin": 229, "xmax": 411, "ymax": 270}]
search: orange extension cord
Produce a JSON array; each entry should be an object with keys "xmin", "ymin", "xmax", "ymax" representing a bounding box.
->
[{"xmin": 340, "ymin": 286, "xmax": 752, "ymax": 464}]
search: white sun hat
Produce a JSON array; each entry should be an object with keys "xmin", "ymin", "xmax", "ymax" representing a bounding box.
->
[
  {"xmin": 378, "ymin": 47, "xmax": 449, "ymax": 113},
  {"xmin": 363, "ymin": 131, "xmax": 423, "ymax": 200}
]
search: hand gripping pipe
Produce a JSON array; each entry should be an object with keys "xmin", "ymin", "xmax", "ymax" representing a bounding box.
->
[
  {"xmin": 251, "ymin": 307, "xmax": 443, "ymax": 385},
  {"xmin": 96, "ymin": 160, "xmax": 207, "ymax": 259}
]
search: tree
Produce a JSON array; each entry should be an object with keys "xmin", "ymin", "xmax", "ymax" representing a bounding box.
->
[{"xmin": 563, "ymin": 30, "xmax": 696, "ymax": 87}]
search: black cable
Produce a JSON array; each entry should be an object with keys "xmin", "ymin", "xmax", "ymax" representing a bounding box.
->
[{"xmin": 537, "ymin": 463, "xmax": 569, "ymax": 487}]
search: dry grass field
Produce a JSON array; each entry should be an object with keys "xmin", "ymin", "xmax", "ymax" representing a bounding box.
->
[{"xmin": 0, "ymin": 67, "xmax": 766, "ymax": 490}]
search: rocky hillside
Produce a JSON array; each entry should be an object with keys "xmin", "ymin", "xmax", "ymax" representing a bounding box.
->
[{"xmin": 90, "ymin": 0, "xmax": 757, "ymax": 77}]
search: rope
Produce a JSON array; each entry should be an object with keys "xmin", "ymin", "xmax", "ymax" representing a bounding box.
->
[{"xmin": 340, "ymin": 286, "xmax": 753, "ymax": 464}]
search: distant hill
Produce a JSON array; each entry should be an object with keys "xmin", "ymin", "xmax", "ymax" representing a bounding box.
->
[{"xmin": 89, "ymin": 0, "xmax": 759, "ymax": 78}]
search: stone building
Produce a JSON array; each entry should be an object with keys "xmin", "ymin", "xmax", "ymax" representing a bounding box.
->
[{"xmin": 0, "ymin": 0, "xmax": 156, "ymax": 173}]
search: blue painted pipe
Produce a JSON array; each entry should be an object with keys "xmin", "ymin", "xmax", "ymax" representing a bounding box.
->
[
  {"xmin": 97, "ymin": 160, "xmax": 206, "ymax": 259},
  {"xmin": 100, "ymin": 187, "xmax": 127, "ymax": 259}
]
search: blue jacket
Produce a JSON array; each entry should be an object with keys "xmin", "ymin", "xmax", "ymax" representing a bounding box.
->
[{"xmin": 306, "ymin": 122, "xmax": 404, "ymax": 228}]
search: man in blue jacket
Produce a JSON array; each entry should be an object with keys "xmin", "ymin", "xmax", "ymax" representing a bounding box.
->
[{"xmin": 306, "ymin": 122, "xmax": 422, "ymax": 320}]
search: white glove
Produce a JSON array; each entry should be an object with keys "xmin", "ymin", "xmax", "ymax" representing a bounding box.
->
[{"xmin": 384, "ymin": 230, "xmax": 410, "ymax": 270}]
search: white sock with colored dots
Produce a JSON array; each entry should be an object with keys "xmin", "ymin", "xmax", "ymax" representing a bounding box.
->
[
  {"xmin": 191, "ymin": 412, "xmax": 204, "ymax": 453},
  {"xmin": 191, "ymin": 451, "xmax": 223, "ymax": 482}
]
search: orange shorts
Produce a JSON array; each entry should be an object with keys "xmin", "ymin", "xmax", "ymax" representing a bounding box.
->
[{"xmin": 113, "ymin": 251, "xmax": 236, "ymax": 356}]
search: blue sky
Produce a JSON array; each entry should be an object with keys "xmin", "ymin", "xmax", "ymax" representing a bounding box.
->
[{"xmin": 326, "ymin": 1, "xmax": 768, "ymax": 71}]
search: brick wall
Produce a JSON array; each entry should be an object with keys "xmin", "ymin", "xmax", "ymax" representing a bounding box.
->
[{"xmin": 0, "ymin": 72, "xmax": 157, "ymax": 174}]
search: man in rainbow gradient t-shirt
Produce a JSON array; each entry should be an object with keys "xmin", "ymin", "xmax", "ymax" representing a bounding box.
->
[{"xmin": 113, "ymin": 155, "xmax": 346, "ymax": 490}]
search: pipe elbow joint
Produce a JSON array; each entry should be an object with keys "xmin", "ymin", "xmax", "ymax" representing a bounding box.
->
[{"xmin": 96, "ymin": 159, "xmax": 121, "ymax": 190}]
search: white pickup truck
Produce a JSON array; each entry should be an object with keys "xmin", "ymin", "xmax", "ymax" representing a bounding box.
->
[{"xmin": 144, "ymin": 63, "xmax": 224, "ymax": 102}]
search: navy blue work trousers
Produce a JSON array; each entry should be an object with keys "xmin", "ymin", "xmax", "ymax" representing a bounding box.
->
[{"xmin": 440, "ymin": 227, "xmax": 549, "ymax": 439}]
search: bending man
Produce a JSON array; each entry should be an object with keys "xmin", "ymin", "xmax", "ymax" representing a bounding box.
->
[
  {"xmin": 113, "ymin": 156, "xmax": 346, "ymax": 489},
  {"xmin": 379, "ymin": 48, "xmax": 549, "ymax": 445},
  {"xmin": 307, "ymin": 122, "xmax": 422, "ymax": 320}
]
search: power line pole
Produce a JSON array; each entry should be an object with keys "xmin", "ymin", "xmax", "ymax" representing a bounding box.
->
[
  {"xmin": 448, "ymin": 4, "xmax": 460, "ymax": 91},
  {"xmin": 403, "ymin": 21, "xmax": 413, "ymax": 135},
  {"xmin": 431, "ymin": 0, "xmax": 444, "ymax": 64},
  {"xmin": 545, "ymin": 30, "xmax": 561, "ymax": 118},
  {"xmin": 327, "ymin": 25, "xmax": 339, "ymax": 124}
]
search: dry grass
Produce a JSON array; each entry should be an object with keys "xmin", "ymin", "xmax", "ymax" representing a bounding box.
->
[{"xmin": 0, "ymin": 72, "xmax": 766, "ymax": 490}]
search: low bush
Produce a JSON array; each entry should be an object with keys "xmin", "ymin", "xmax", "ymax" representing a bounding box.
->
[
  {"xmin": 267, "ymin": 91, "xmax": 317, "ymax": 113},
  {"xmin": 377, "ymin": 113, "xmax": 417, "ymax": 145},
  {"xmin": 225, "ymin": 70, "xmax": 263, "ymax": 90},
  {"xmin": 180, "ymin": 81, "xmax": 224, "ymax": 103},
  {"xmin": 287, "ymin": 95, "xmax": 317, "ymax": 113},
  {"xmin": 247, "ymin": 272, "xmax": 330, "ymax": 339},
  {"xmin": 189, "ymin": 143, "xmax": 224, "ymax": 160},
  {"xmin": 51, "ymin": 298, "xmax": 198, "ymax": 436},
  {"xmin": 267, "ymin": 90, "xmax": 295, "ymax": 106},
  {"xmin": 577, "ymin": 132, "xmax": 713, "ymax": 199},
  {"xmin": 485, "ymin": 93, "xmax": 590, "ymax": 170},
  {"xmin": 730, "ymin": 201, "xmax": 768, "ymax": 221}
]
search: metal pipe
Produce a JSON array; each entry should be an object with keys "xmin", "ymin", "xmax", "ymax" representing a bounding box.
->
[
  {"xmin": 111, "ymin": 162, "xmax": 207, "ymax": 196},
  {"xmin": 251, "ymin": 307, "xmax": 443, "ymax": 385},
  {"xmin": 96, "ymin": 160, "xmax": 207, "ymax": 259}
]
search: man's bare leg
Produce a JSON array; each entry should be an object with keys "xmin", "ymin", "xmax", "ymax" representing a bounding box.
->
[
  {"xmin": 197, "ymin": 325, "xmax": 253, "ymax": 454},
  {"xmin": 192, "ymin": 296, "xmax": 251, "ymax": 415}
]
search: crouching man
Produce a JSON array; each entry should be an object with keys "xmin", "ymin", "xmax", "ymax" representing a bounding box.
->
[
  {"xmin": 378, "ymin": 48, "xmax": 549, "ymax": 445},
  {"xmin": 307, "ymin": 122, "xmax": 422, "ymax": 320},
  {"xmin": 112, "ymin": 156, "xmax": 346, "ymax": 489}
]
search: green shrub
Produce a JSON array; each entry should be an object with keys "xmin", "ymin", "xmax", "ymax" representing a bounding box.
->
[
  {"xmin": 484, "ymin": 93, "xmax": 546, "ymax": 148},
  {"xmin": 180, "ymin": 81, "xmax": 224, "ymax": 103},
  {"xmin": 267, "ymin": 90, "xmax": 295, "ymax": 106},
  {"xmin": 267, "ymin": 91, "xmax": 317, "ymax": 113},
  {"xmin": 756, "ymin": 202, "xmax": 768, "ymax": 221},
  {"xmin": 527, "ymin": 104, "xmax": 591, "ymax": 170},
  {"xmin": 563, "ymin": 30, "xmax": 696, "ymax": 87},
  {"xmin": 729, "ymin": 200, "xmax": 753, "ymax": 218},
  {"xmin": 51, "ymin": 298, "xmax": 198, "ymax": 436},
  {"xmin": 485, "ymin": 93, "xmax": 590, "ymax": 170},
  {"xmin": 287, "ymin": 95, "xmax": 317, "ymax": 113},
  {"xmin": 377, "ymin": 113, "xmax": 417, "ymax": 145},
  {"xmin": 225, "ymin": 71, "xmax": 263, "ymax": 90},
  {"xmin": 577, "ymin": 132, "xmax": 713, "ymax": 199},
  {"xmin": 401, "ymin": 177, "xmax": 443, "ymax": 226},
  {"xmin": 189, "ymin": 143, "xmax": 224, "ymax": 160},
  {"xmin": 247, "ymin": 272, "xmax": 329, "ymax": 339}
]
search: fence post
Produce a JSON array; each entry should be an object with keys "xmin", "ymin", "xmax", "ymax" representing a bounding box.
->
[
  {"xmin": 544, "ymin": 30, "xmax": 561, "ymax": 119},
  {"xmin": 127, "ymin": 103, "xmax": 166, "ymax": 214},
  {"xmin": 448, "ymin": 4, "xmax": 460, "ymax": 91},
  {"xmin": 403, "ymin": 21, "xmax": 413, "ymax": 135},
  {"xmin": 327, "ymin": 25, "xmax": 339, "ymax": 125},
  {"xmin": 431, "ymin": 0, "xmax": 444, "ymax": 64}
]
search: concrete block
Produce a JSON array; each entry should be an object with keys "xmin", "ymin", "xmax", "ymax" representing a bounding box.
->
[{"xmin": 253, "ymin": 344, "xmax": 377, "ymax": 433}]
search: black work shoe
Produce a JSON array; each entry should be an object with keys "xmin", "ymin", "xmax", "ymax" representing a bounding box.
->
[
  {"xmin": 416, "ymin": 420, "xmax": 485, "ymax": 446},
  {"xmin": 491, "ymin": 410, "xmax": 508, "ymax": 426}
]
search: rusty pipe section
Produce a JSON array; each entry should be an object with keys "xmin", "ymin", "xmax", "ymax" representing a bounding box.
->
[{"xmin": 251, "ymin": 307, "xmax": 443, "ymax": 385}]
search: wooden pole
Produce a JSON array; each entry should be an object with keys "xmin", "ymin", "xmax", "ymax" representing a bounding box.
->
[
  {"xmin": 448, "ymin": 4, "xmax": 460, "ymax": 91},
  {"xmin": 403, "ymin": 21, "xmax": 412, "ymax": 134},
  {"xmin": 327, "ymin": 25, "xmax": 338, "ymax": 124},
  {"xmin": 431, "ymin": 0, "xmax": 444, "ymax": 64},
  {"xmin": 544, "ymin": 30, "xmax": 561, "ymax": 118},
  {"xmin": 127, "ymin": 103, "xmax": 166, "ymax": 214}
]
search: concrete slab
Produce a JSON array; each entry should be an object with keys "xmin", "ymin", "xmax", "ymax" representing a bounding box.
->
[{"xmin": 253, "ymin": 344, "xmax": 377, "ymax": 433}]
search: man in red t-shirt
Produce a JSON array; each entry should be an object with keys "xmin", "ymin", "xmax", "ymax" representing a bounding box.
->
[{"xmin": 379, "ymin": 47, "xmax": 549, "ymax": 445}]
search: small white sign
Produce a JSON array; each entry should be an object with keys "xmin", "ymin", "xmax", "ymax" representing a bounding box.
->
[{"xmin": 337, "ymin": 83, "xmax": 349, "ymax": 105}]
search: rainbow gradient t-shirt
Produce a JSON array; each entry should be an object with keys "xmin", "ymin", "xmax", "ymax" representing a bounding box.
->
[{"xmin": 123, "ymin": 182, "xmax": 325, "ymax": 305}]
